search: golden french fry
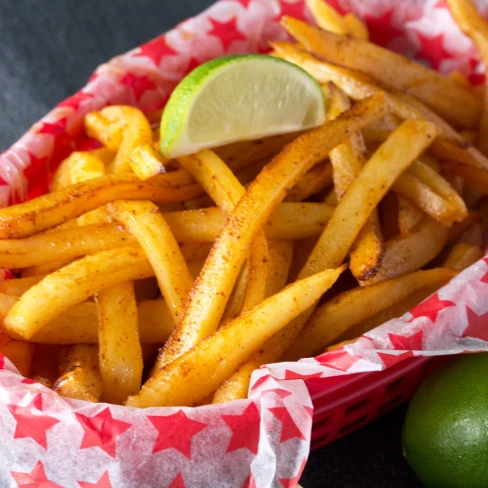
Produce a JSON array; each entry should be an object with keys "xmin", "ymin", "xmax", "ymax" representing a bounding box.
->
[
  {"xmin": 87, "ymin": 106, "xmax": 153, "ymax": 175},
  {"xmin": 286, "ymin": 268, "xmax": 457, "ymax": 360},
  {"xmin": 128, "ymin": 143, "xmax": 168, "ymax": 179},
  {"xmin": 161, "ymin": 149, "xmax": 269, "ymax": 367},
  {"xmin": 304, "ymin": 120, "xmax": 438, "ymax": 277},
  {"xmin": 285, "ymin": 162, "xmax": 333, "ymax": 202},
  {"xmin": 443, "ymin": 160, "xmax": 488, "ymax": 193},
  {"xmin": 0, "ymin": 332, "xmax": 34, "ymax": 376},
  {"xmin": 305, "ymin": 0, "xmax": 349, "ymax": 35},
  {"xmin": 398, "ymin": 197, "xmax": 424, "ymax": 235},
  {"xmin": 281, "ymin": 16, "xmax": 480, "ymax": 128},
  {"xmin": 110, "ymin": 201, "xmax": 193, "ymax": 324},
  {"xmin": 90, "ymin": 147, "xmax": 116, "ymax": 165},
  {"xmin": 222, "ymin": 263, "xmax": 249, "ymax": 322},
  {"xmin": 162, "ymin": 94, "xmax": 388, "ymax": 363},
  {"xmin": 365, "ymin": 218, "xmax": 449, "ymax": 285},
  {"xmin": 343, "ymin": 13, "xmax": 369, "ymax": 40},
  {"xmin": 54, "ymin": 345, "xmax": 103, "ymax": 402},
  {"xmin": 126, "ymin": 266, "xmax": 344, "ymax": 408},
  {"xmin": 4, "ymin": 246, "xmax": 154, "ymax": 340},
  {"xmin": 326, "ymin": 84, "xmax": 383, "ymax": 281},
  {"xmin": 0, "ymin": 171, "xmax": 202, "ymax": 239},
  {"xmin": 97, "ymin": 282, "xmax": 143, "ymax": 404},
  {"xmin": 213, "ymin": 239, "xmax": 294, "ymax": 403},
  {"xmin": 85, "ymin": 112, "xmax": 124, "ymax": 151},
  {"xmin": 443, "ymin": 242, "xmax": 483, "ymax": 270}
]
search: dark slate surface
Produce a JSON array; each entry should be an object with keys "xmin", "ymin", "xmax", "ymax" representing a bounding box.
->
[{"xmin": 0, "ymin": 1, "xmax": 424, "ymax": 486}]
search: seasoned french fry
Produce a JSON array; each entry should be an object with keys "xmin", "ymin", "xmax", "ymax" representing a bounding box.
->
[
  {"xmin": 160, "ymin": 94, "xmax": 388, "ymax": 363},
  {"xmin": 286, "ymin": 268, "xmax": 457, "ymax": 360},
  {"xmin": 0, "ymin": 332, "xmax": 34, "ymax": 376},
  {"xmin": 285, "ymin": 162, "xmax": 333, "ymax": 202},
  {"xmin": 305, "ymin": 0, "xmax": 349, "ymax": 35},
  {"xmin": 4, "ymin": 246, "xmax": 154, "ymax": 340},
  {"xmin": 281, "ymin": 16, "xmax": 480, "ymax": 128},
  {"xmin": 54, "ymin": 345, "xmax": 103, "ymax": 402},
  {"xmin": 398, "ymin": 197, "xmax": 424, "ymax": 235},
  {"xmin": 126, "ymin": 266, "xmax": 344, "ymax": 407},
  {"xmin": 97, "ymin": 282, "xmax": 143, "ymax": 404},
  {"xmin": 343, "ymin": 13, "xmax": 369, "ymax": 40},
  {"xmin": 364, "ymin": 218, "xmax": 449, "ymax": 285},
  {"xmin": 304, "ymin": 120, "xmax": 438, "ymax": 277},
  {"xmin": 90, "ymin": 147, "xmax": 116, "ymax": 165},
  {"xmin": 110, "ymin": 201, "xmax": 193, "ymax": 324},
  {"xmin": 128, "ymin": 143, "xmax": 169, "ymax": 179},
  {"xmin": 443, "ymin": 242, "xmax": 483, "ymax": 270},
  {"xmin": 160, "ymin": 149, "xmax": 269, "ymax": 367},
  {"xmin": 0, "ymin": 171, "xmax": 202, "ymax": 239},
  {"xmin": 326, "ymin": 84, "xmax": 383, "ymax": 281},
  {"xmin": 213, "ymin": 239, "xmax": 293, "ymax": 402},
  {"xmin": 0, "ymin": 276, "xmax": 44, "ymax": 296}
]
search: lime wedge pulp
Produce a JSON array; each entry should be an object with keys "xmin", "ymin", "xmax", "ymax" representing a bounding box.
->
[{"xmin": 160, "ymin": 54, "xmax": 326, "ymax": 159}]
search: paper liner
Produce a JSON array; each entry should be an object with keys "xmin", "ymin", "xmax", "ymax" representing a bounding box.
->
[{"xmin": 1, "ymin": 0, "xmax": 488, "ymax": 486}]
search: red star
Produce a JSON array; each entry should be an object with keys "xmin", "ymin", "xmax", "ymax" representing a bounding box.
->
[
  {"xmin": 259, "ymin": 388, "xmax": 292, "ymax": 400},
  {"xmin": 388, "ymin": 330, "xmax": 424, "ymax": 350},
  {"xmin": 269, "ymin": 407, "xmax": 306, "ymax": 442},
  {"xmin": 75, "ymin": 408, "xmax": 132, "ymax": 458},
  {"xmin": 279, "ymin": 457, "xmax": 307, "ymax": 488},
  {"xmin": 480, "ymin": 268, "xmax": 488, "ymax": 283},
  {"xmin": 8, "ymin": 394, "xmax": 60, "ymax": 449},
  {"xmin": 377, "ymin": 350, "xmax": 415, "ymax": 368},
  {"xmin": 58, "ymin": 91, "xmax": 94, "ymax": 111},
  {"xmin": 284, "ymin": 369, "xmax": 323, "ymax": 380},
  {"xmin": 11, "ymin": 461, "xmax": 62, "ymax": 488},
  {"xmin": 148, "ymin": 410, "xmax": 207, "ymax": 459},
  {"xmin": 317, "ymin": 349, "xmax": 360, "ymax": 371},
  {"xmin": 235, "ymin": 0, "xmax": 252, "ymax": 7},
  {"xmin": 36, "ymin": 117, "xmax": 68, "ymax": 136},
  {"xmin": 184, "ymin": 57, "xmax": 201, "ymax": 76},
  {"xmin": 462, "ymin": 306, "xmax": 488, "ymax": 342},
  {"xmin": 78, "ymin": 472, "xmax": 112, "ymax": 488},
  {"xmin": 168, "ymin": 473, "xmax": 185, "ymax": 488},
  {"xmin": 120, "ymin": 72, "xmax": 157, "ymax": 101},
  {"xmin": 408, "ymin": 293, "xmax": 455, "ymax": 323},
  {"xmin": 222, "ymin": 402, "xmax": 261, "ymax": 455},
  {"xmin": 20, "ymin": 378, "xmax": 37, "ymax": 385},
  {"xmin": 279, "ymin": 0, "xmax": 306, "ymax": 20},
  {"xmin": 250, "ymin": 374, "xmax": 270, "ymax": 391},
  {"xmin": 134, "ymin": 36, "xmax": 178, "ymax": 68},
  {"xmin": 24, "ymin": 152, "xmax": 51, "ymax": 200},
  {"xmin": 416, "ymin": 32, "xmax": 452, "ymax": 70},
  {"xmin": 303, "ymin": 405, "xmax": 314, "ymax": 418},
  {"xmin": 364, "ymin": 10, "xmax": 403, "ymax": 47},
  {"xmin": 35, "ymin": 117, "xmax": 74, "ymax": 162},
  {"xmin": 241, "ymin": 472, "xmax": 256, "ymax": 488},
  {"xmin": 433, "ymin": 0, "xmax": 446, "ymax": 7},
  {"xmin": 208, "ymin": 17, "xmax": 247, "ymax": 51}
]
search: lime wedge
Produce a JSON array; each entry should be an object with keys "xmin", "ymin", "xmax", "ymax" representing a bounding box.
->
[{"xmin": 160, "ymin": 54, "xmax": 326, "ymax": 158}]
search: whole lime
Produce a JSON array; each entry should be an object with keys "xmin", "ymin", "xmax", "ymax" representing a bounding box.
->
[{"xmin": 403, "ymin": 353, "xmax": 488, "ymax": 488}]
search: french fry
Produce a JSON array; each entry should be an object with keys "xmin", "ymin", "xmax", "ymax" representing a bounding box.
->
[
  {"xmin": 304, "ymin": 120, "xmax": 438, "ymax": 277},
  {"xmin": 0, "ymin": 332, "xmax": 34, "ymax": 376},
  {"xmin": 285, "ymin": 162, "xmax": 333, "ymax": 202},
  {"xmin": 281, "ymin": 16, "xmax": 480, "ymax": 128},
  {"xmin": 305, "ymin": 0, "xmax": 349, "ymax": 35},
  {"xmin": 160, "ymin": 94, "xmax": 388, "ymax": 363},
  {"xmin": 0, "ymin": 171, "xmax": 202, "ymax": 239},
  {"xmin": 87, "ymin": 106, "xmax": 153, "ymax": 175},
  {"xmin": 286, "ymin": 268, "xmax": 457, "ymax": 360},
  {"xmin": 96, "ymin": 282, "xmax": 143, "ymax": 404},
  {"xmin": 343, "ymin": 13, "xmax": 369, "ymax": 41},
  {"xmin": 126, "ymin": 266, "xmax": 344, "ymax": 407},
  {"xmin": 85, "ymin": 112, "xmax": 124, "ymax": 151},
  {"xmin": 398, "ymin": 197, "xmax": 424, "ymax": 235},
  {"xmin": 4, "ymin": 246, "xmax": 154, "ymax": 340},
  {"xmin": 326, "ymin": 84, "xmax": 383, "ymax": 281},
  {"xmin": 160, "ymin": 149, "xmax": 269, "ymax": 367},
  {"xmin": 110, "ymin": 201, "xmax": 194, "ymax": 324},
  {"xmin": 448, "ymin": 212, "xmax": 480, "ymax": 242},
  {"xmin": 213, "ymin": 239, "xmax": 294, "ymax": 402},
  {"xmin": 364, "ymin": 218, "xmax": 449, "ymax": 285},
  {"xmin": 90, "ymin": 147, "xmax": 116, "ymax": 165},
  {"xmin": 54, "ymin": 345, "xmax": 103, "ymax": 402},
  {"xmin": 446, "ymin": 0, "xmax": 488, "ymax": 156},
  {"xmin": 128, "ymin": 143, "xmax": 169, "ymax": 179},
  {"xmin": 443, "ymin": 242, "xmax": 483, "ymax": 270}
]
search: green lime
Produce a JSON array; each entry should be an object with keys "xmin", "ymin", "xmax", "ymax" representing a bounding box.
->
[
  {"xmin": 403, "ymin": 353, "xmax": 488, "ymax": 488},
  {"xmin": 159, "ymin": 54, "xmax": 326, "ymax": 158}
]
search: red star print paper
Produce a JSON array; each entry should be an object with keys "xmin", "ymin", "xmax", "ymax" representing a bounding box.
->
[{"xmin": 2, "ymin": 0, "xmax": 488, "ymax": 486}]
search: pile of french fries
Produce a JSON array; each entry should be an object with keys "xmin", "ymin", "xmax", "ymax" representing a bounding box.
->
[{"xmin": 0, "ymin": 0, "xmax": 487, "ymax": 408}]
